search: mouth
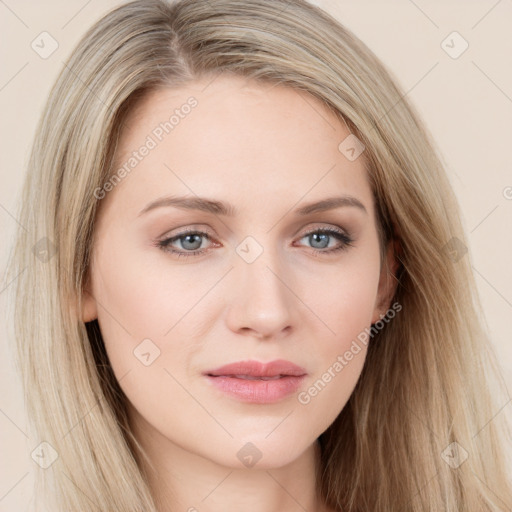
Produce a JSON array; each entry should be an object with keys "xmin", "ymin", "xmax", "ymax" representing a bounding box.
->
[
  {"xmin": 207, "ymin": 374, "xmax": 287, "ymax": 380},
  {"xmin": 203, "ymin": 359, "xmax": 307, "ymax": 403},
  {"xmin": 204, "ymin": 358, "xmax": 307, "ymax": 378}
]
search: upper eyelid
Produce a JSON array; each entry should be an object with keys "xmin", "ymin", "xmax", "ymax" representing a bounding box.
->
[{"xmin": 162, "ymin": 221, "xmax": 350, "ymax": 238}]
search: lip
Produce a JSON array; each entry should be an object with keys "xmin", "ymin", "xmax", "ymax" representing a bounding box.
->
[
  {"xmin": 205, "ymin": 359, "xmax": 307, "ymax": 378},
  {"xmin": 203, "ymin": 359, "xmax": 307, "ymax": 404}
]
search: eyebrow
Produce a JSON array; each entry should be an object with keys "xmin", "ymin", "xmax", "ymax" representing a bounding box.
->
[{"xmin": 138, "ymin": 194, "xmax": 367, "ymax": 217}]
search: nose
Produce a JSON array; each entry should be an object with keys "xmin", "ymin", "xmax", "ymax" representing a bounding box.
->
[{"xmin": 225, "ymin": 248, "xmax": 298, "ymax": 340}]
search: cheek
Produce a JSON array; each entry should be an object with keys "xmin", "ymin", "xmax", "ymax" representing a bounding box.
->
[
  {"xmin": 89, "ymin": 241, "xmax": 206, "ymax": 443},
  {"xmin": 89, "ymin": 235, "xmax": 227, "ymax": 413},
  {"xmin": 92, "ymin": 227, "xmax": 216, "ymax": 342},
  {"xmin": 89, "ymin": 236, "xmax": 184, "ymax": 375},
  {"xmin": 292, "ymin": 250, "xmax": 380, "ymax": 431},
  {"xmin": 298, "ymin": 245, "xmax": 381, "ymax": 348}
]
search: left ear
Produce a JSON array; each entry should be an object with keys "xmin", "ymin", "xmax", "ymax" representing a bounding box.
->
[
  {"xmin": 371, "ymin": 237, "xmax": 401, "ymax": 324},
  {"xmin": 81, "ymin": 271, "xmax": 98, "ymax": 323}
]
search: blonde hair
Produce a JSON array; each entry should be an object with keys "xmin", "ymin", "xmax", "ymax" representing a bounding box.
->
[{"xmin": 7, "ymin": 0, "xmax": 511, "ymax": 510}]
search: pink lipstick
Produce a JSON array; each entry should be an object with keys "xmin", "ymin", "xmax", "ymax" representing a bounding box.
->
[{"xmin": 203, "ymin": 359, "xmax": 307, "ymax": 403}]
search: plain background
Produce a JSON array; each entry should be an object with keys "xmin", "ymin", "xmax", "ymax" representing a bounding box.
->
[{"xmin": 1, "ymin": 1, "xmax": 511, "ymax": 510}]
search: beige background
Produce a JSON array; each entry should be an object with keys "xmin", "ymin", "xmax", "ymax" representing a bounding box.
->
[{"xmin": 1, "ymin": 1, "xmax": 511, "ymax": 510}]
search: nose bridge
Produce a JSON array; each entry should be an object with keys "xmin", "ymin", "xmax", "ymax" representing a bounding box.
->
[
  {"xmin": 226, "ymin": 234, "xmax": 296, "ymax": 337},
  {"xmin": 242, "ymin": 250, "xmax": 286, "ymax": 299}
]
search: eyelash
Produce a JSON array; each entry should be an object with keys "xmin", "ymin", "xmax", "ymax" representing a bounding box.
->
[{"xmin": 155, "ymin": 226, "xmax": 354, "ymax": 259}]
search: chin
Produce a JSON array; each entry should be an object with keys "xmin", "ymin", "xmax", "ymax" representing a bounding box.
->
[{"xmin": 209, "ymin": 436, "xmax": 311, "ymax": 470}]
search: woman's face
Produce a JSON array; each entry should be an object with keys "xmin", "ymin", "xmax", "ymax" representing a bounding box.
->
[{"xmin": 82, "ymin": 75, "xmax": 396, "ymax": 469}]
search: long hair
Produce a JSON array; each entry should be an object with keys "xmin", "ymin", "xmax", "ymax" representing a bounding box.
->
[{"xmin": 7, "ymin": 0, "xmax": 511, "ymax": 510}]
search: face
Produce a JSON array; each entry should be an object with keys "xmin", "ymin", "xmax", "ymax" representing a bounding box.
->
[{"xmin": 82, "ymin": 74, "xmax": 397, "ymax": 470}]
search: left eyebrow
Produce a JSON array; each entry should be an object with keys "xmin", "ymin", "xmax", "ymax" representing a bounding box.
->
[
  {"xmin": 295, "ymin": 196, "xmax": 367, "ymax": 215},
  {"xmin": 137, "ymin": 194, "xmax": 367, "ymax": 217}
]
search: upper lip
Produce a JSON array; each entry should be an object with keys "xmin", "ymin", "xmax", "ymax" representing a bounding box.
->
[{"xmin": 204, "ymin": 359, "xmax": 307, "ymax": 378}]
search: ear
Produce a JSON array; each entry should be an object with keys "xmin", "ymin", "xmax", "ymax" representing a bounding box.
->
[
  {"xmin": 371, "ymin": 237, "xmax": 401, "ymax": 324},
  {"xmin": 81, "ymin": 273, "xmax": 98, "ymax": 323}
]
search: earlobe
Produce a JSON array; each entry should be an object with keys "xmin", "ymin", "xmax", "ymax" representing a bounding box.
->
[
  {"xmin": 81, "ymin": 284, "xmax": 98, "ymax": 323},
  {"xmin": 371, "ymin": 237, "xmax": 401, "ymax": 324}
]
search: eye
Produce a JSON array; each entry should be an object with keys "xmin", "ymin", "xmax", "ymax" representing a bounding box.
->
[
  {"xmin": 295, "ymin": 227, "xmax": 354, "ymax": 255},
  {"xmin": 156, "ymin": 228, "xmax": 217, "ymax": 259},
  {"xmin": 155, "ymin": 226, "xmax": 354, "ymax": 259}
]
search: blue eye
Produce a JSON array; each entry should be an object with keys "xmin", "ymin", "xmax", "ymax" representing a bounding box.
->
[
  {"xmin": 156, "ymin": 227, "xmax": 354, "ymax": 259},
  {"xmin": 297, "ymin": 228, "xmax": 354, "ymax": 254},
  {"xmin": 157, "ymin": 229, "xmax": 213, "ymax": 258}
]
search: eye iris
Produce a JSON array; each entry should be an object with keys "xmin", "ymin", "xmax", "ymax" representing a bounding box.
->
[
  {"xmin": 310, "ymin": 232, "xmax": 329, "ymax": 249},
  {"xmin": 181, "ymin": 234, "xmax": 202, "ymax": 250}
]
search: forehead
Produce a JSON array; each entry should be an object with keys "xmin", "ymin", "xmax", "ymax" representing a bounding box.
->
[{"xmin": 103, "ymin": 75, "xmax": 374, "ymax": 221}]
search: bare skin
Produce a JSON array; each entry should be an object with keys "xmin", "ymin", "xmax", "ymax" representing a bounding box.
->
[{"xmin": 82, "ymin": 74, "xmax": 397, "ymax": 512}]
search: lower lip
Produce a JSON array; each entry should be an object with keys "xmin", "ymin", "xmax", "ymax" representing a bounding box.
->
[{"xmin": 205, "ymin": 375, "xmax": 306, "ymax": 403}]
